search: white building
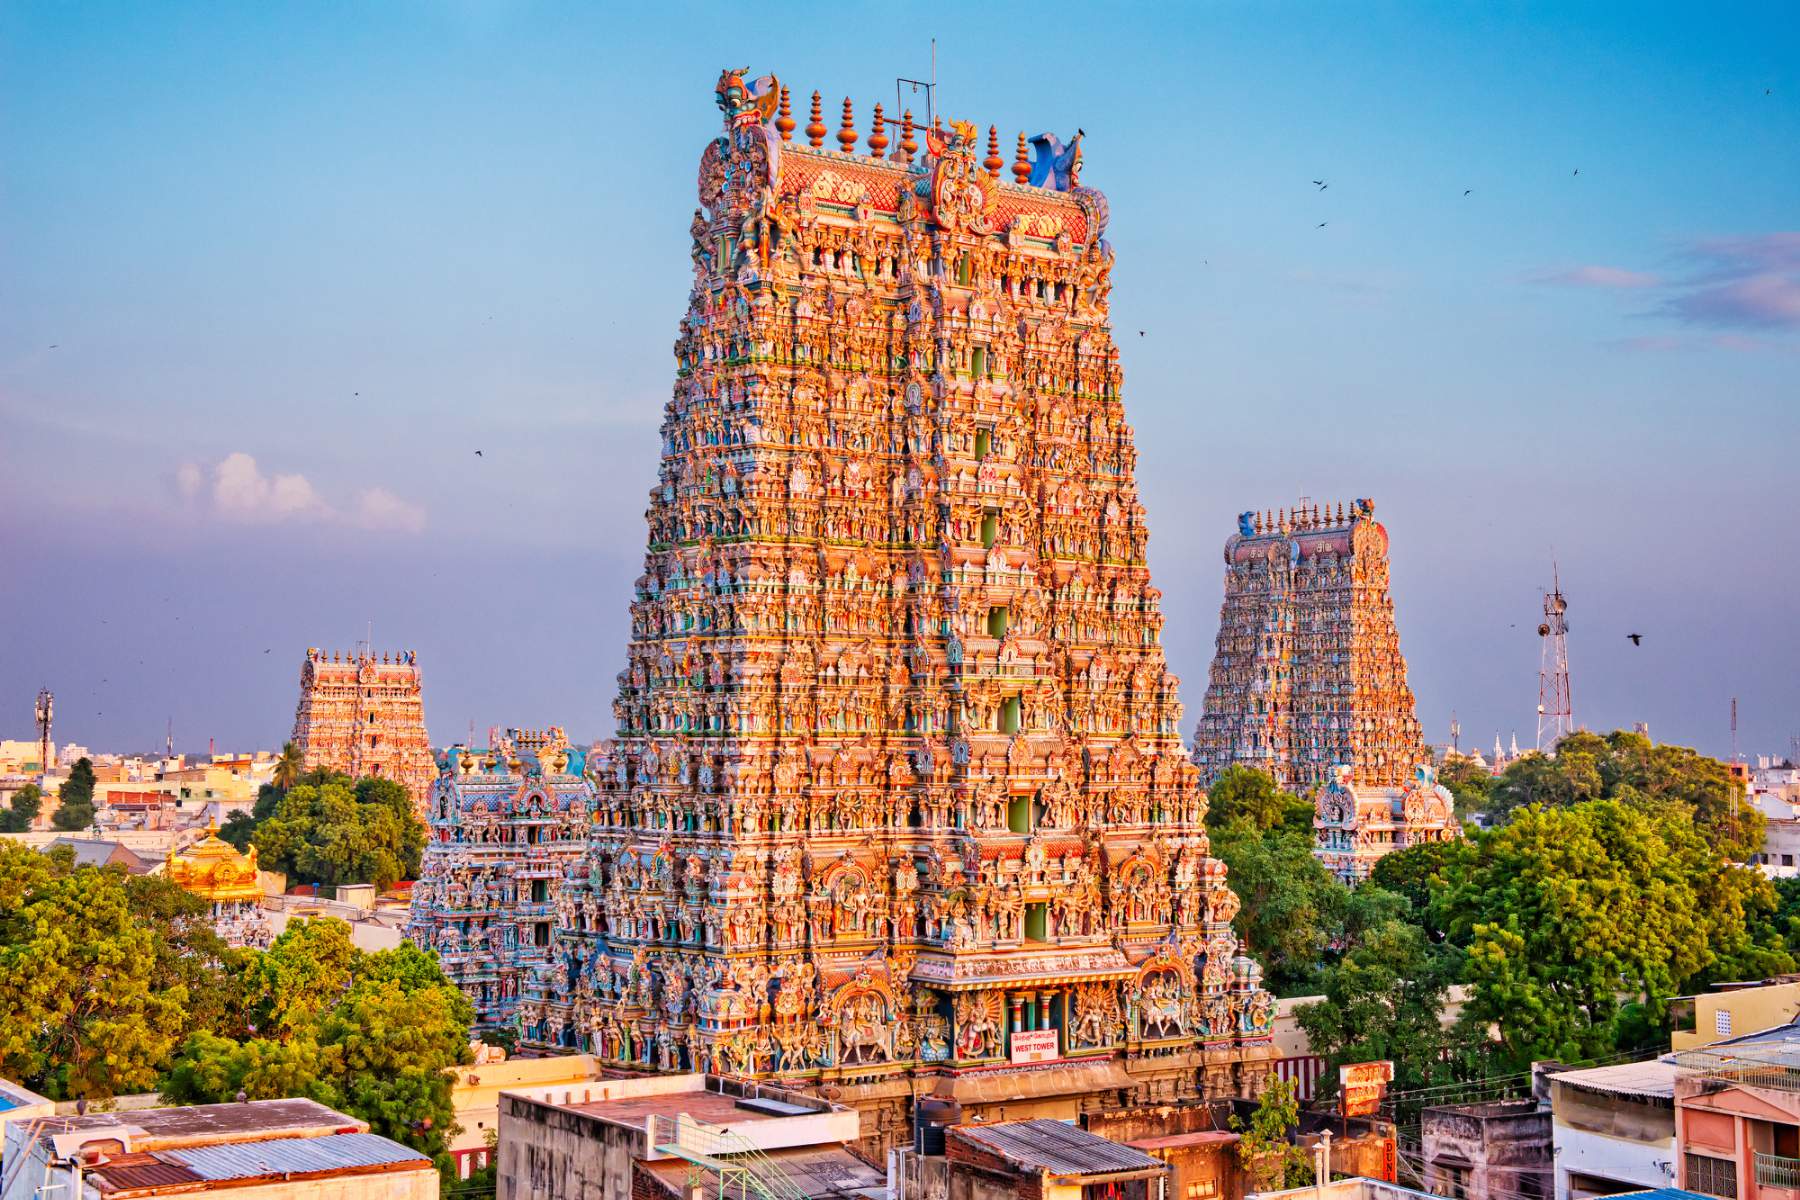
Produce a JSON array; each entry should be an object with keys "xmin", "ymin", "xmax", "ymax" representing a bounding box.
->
[{"xmin": 1548, "ymin": 1059, "xmax": 1678, "ymax": 1200}]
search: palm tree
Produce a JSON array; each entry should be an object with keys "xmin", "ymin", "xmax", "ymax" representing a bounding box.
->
[{"xmin": 273, "ymin": 741, "xmax": 304, "ymax": 791}]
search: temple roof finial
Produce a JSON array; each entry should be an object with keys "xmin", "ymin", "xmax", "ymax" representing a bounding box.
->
[
  {"xmin": 1013, "ymin": 131, "xmax": 1031, "ymax": 184},
  {"xmin": 776, "ymin": 85, "xmax": 794, "ymax": 142},
  {"xmin": 837, "ymin": 97, "xmax": 857, "ymax": 153},
  {"xmin": 868, "ymin": 102, "xmax": 888, "ymax": 156},
  {"xmin": 806, "ymin": 90, "xmax": 826, "ymax": 148},
  {"xmin": 984, "ymin": 125, "xmax": 1003, "ymax": 179}
]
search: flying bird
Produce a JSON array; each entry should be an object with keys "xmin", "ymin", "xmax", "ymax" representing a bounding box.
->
[
  {"xmin": 1463, "ymin": 189, "xmax": 1473, "ymax": 196},
  {"xmin": 1573, "ymin": 168, "xmax": 1580, "ymax": 176},
  {"xmin": 475, "ymin": 450, "xmax": 484, "ymax": 457},
  {"xmin": 1138, "ymin": 330, "xmax": 1145, "ymax": 337},
  {"xmin": 1627, "ymin": 633, "xmax": 1643, "ymax": 646},
  {"xmin": 49, "ymin": 344, "xmax": 58, "ymax": 349},
  {"xmin": 1317, "ymin": 222, "xmax": 1328, "ymax": 228}
]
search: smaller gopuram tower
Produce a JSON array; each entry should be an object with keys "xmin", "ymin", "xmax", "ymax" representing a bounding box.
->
[
  {"xmin": 291, "ymin": 647, "xmax": 434, "ymax": 811},
  {"xmin": 408, "ymin": 728, "xmax": 595, "ymax": 1031},
  {"xmin": 1191, "ymin": 500, "xmax": 1428, "ymax": 791}
]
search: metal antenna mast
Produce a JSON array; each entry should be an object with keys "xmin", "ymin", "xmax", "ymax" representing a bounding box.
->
[
  {"xmin": 34, "ymin": 688, "xmax": 54, "ymax": 773},
  {"xmin": 1731, "ymin": 698, "xmax": 1739, "ymax": 764},
  {"xmin": 1449, "ymin": 710, "xmax": 1461, "ymax": 756},
  {"xmin": 1536, "ymin": 562, "xmax": 1573, "ymax": 752}
]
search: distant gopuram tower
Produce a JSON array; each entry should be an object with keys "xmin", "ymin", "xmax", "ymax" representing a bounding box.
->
[
  {"xmin": 1192, "ymin": 501, "xmax": 1429, "ymax": 791},
  {"xmin": 291, "ymin": 647, "xmax": 434, "ymax": 810},
  {"xmin": 518, "ymin": 69, "xmax": 1276, "ymax": 1140}
]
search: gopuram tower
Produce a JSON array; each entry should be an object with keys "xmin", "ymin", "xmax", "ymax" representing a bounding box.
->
[
  {"xmin": 291, "ymin": 647, "xmax": 434, "ymax": 812},
  {"xmin": 1191, "ymin": 501, "xmax": 1430, "ymax": 791},
  {"xmin": 521, "ymin": 70, "xmax": 1276, "ymax": 1143}
]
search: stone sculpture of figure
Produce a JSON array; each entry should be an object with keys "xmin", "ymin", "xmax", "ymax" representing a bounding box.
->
[
  {"xmin": 1238, "ymin": 511, "xmax": 1257, "ymax": 538},
  {"xmin": 1028, "ymin": 130, "xmax": 1084, "ymax": 191}
]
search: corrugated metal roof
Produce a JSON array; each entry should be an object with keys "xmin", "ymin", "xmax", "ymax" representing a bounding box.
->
[
  {"xmin": 89, "ymin": 1153, "xmax": 204, "ymax": 1193},
  {"xmin": 1550, "ymin": 1059, "xmax": 1677, "ymax": 1101},
  {"xmin": 955, "ymin": 1119, "xmax": 1164, "ymax": 1177},
  {"xmin": 164, "ymin": 1133, "xmax": 429, "ymax": 1181}
]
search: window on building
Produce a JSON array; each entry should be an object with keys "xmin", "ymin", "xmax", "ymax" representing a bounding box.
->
[
  {"xmin": 975, "ymin": 428, "xmax": 992, "ymax": 461},
  {"xmin": 971, "ymin": 345, "xmax": 987, "ymax": 378},
  {"xmin": 531, "ymin": 879, "xmax": 548, "ymax": 904},
  {"xmin": 1024, "ymin": 903, "xmax": 1048, "ymax": 941},
  {"xmin": 988, "ymin": 606, "xmax": 1009, "ymax": 638},
  {"xmin": 533, "ymin": 922, "xmax": 550, "ymax": 948},
  {"xmin": 981, "ymin": 511, "xmax": 999, "ymax": 548},
  {"xmin": 1008, "ymin": 795, "xmax": 1032, "ymax": 834},
  {"xmin": 1000, "ymin": 696, "xmax": 1021, "ymax": 735},
  {"xmin": 1687, "ymin": 1154, "xmax": 1738, "ymax": 1199},
  {"xmin": 1717, "ymin": 1009, "xmax": 1734, "ymax": 1036}
]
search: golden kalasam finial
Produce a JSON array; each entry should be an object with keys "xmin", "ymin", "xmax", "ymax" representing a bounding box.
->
[
  {"xmin": 776, "ymin": 85, "xmax": 795, "ymax": 141},
  {"xmin": 837, "ymin": 97, "xmax": 857, "ymax": 153},
  {"xmin": 1013, "ymin": 131, "xmax": 1031, "ymax": 184},
  {"xmin": 900, "ymin": 109, "xmax": 917, "ymax": 162},
  {"xmin": 984, "ymin": 125, "xmax": 1003, "ymax": 179},
  {"xmin": 868, "ymin": 102, "xmax": 888, "ymax": 156},
  {"xmin": 806, "ymin": 90, "xmax": 826, "ymax": 148}
]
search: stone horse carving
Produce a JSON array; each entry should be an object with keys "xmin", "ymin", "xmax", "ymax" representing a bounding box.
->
[{"xmin": 838, "ymin": 992, "xmax": 891, "ymax": 1065}]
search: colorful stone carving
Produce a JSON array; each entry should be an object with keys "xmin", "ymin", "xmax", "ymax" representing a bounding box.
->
[
  {"xmin": 1192, "ymin": 500, "xmax": 1429, "ymax": 792},
  {"xmin": 407, "ymin": 727, "xmax": 594, "ymax": 1030},
  {"xmin": 516, "ymin": 71, "xmax": 1276, "ymax": 1129},
  {"xmin": 1314, "ymin": 761, "xmax": 1460, "ymax": 885},
  {"xmin": 291, "ymin": 648, "xmax": 434, "ymax": 813}
]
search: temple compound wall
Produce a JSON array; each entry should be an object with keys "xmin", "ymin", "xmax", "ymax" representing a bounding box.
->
[
  {"xmin": 408, "ymin": 728, "xmax": 595, "ymax": 1030},
  {"xmin": 291, "ymin": 648, "xmax": 434, "ymax": 812},
  {"xmin": 513, "ymin": 68, "xmax": 1277, "ymax": 1150},
  {"xmin": 1190, "ymin": 503, "xmax": 1458, "ymax": 880}
]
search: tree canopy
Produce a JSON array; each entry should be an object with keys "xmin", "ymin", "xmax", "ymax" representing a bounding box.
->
[
  {"xmin": 1205, "ymin": 766, "xmax": 1316, "ymax": 838},
  {"xmin": 248, "ymin": 774, "xmax": 426, "ymax": 889},
  {"xmin": 0, "ymin": 784, "xmax": 43, "ymax": 833},
  {"xmin": 50, "ymin": 757, "xmax": 97, "ymax": 831}
]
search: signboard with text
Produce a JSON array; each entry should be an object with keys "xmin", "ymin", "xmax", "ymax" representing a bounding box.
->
[
  {"xmin": 1011, "ymin": 1029, "xmax": 1060, "ymax": 1064},
  {"xmin": 1339, "ymin": 1060, "xmax": 1394, "ymax": 1118}
]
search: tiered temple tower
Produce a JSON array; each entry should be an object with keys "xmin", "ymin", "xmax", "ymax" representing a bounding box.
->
[
  {"xmin": 408, "ymin": 728, "xmax": 594, "ymax": 1029},
  {"xmin": 516, "ymin": 70, "xmax": 1275, "ymax": 1144},
  {"xmin": 291, "ymin": 647, "xmax": 434, "ymax": 811},
  {"xmin": 1192, "ymin": 501, "xmax": 1429, "ymax": 792}
]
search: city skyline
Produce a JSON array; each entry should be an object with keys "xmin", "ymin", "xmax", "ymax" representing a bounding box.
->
[{"xmin": 2, "ymin": 2, "xmax": 1796, "ymax": 761}]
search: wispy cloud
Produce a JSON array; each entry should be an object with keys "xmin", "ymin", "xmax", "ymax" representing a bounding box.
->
[
  {"xmin": 175, "ymin": 452, "xmax": 426, "ymax": 533},
  {"xmin": 1533, "ymin": 265, "xmax": 1662, "ymax": 289},
  {"xmin": 1534, "ymin": 233, "xmax": 1800, "ymax": 337}
]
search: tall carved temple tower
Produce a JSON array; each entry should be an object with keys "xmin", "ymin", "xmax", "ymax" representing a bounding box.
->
[
  {"xmin": 517, "ymin": 70, "xmax": 1275, "ymax": 1144},
  {"xmin": 1191, "ymin": 501, "xmax": 1430, "ymax": 791},
  {"xmin": 409, "ymin": 728, "xmax": 594, "ymax": 1030},
  {"xmin": 291, "ymin": 648, "xmax": 434, "ymax": 810}
]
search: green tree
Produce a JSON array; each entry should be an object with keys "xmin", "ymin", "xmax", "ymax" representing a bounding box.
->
[
  {"xmin": 1297, "ymin": 912, "xmax": 1468, "ymax": 1101},
  {"xmin": 251, "ymin": 776, "xmax": 425, "ymax": 889},
  {"xmin": 1368, "ymin": 841, "xmax": 1459, "ymax": 939},
  {"xmin": 123, "ymin": 872, "xmax": 250, "ymax": 1041},
  {"xmin": 245, "ymin": 918, "xmax": 357, "ymax": 1039},
  {"xmin": 161, "ymin": 1031, "xmax": 321, "ymax": 1104},
  {"xmin": 50, "ymin": 757, "xmax": 98, "ymax": 831},
  {"xmin": 218, "ymin": 810, "xmax": 259, "ymax": 851},
  {"xmin": 1212, "ymin": 819, "xmax": 1347, "ymax": 996},
  {"xmin": 1231, "ymin": 1076, "xmax": 1312, "ymax": 1191},
  {"xmin": 1205, "ymin": 766, "xmax": 1315, "ymax": 837},
  {"xmin": 1437, "ymin": 755, "xmax": 1493, "ymax": 821},
  {"xmin": 273, "ymin": 741, "xmax": 305, "ymax": 791},
  {"xmin": 1436, "ymin": 799, "xmax": 1786, "ymax": 1071},
  {"xmin": 0, "ymin": 843, "xmax": 189, "ymax": 1099},
  {"xmin": 0, "ymin": 784, "xmax": 43, "ymax": 833}
]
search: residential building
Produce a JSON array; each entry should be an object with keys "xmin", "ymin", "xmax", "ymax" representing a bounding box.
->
[
  {"xmin": 1, "ymin": 1098, "xmax": 435, "ymax": 1200},
  {"xmin": 44, "ymin": 836, "xmax": 151, "ymax": 873},
  {"xmin": 1549, "ymin": 1059, "xmax": 1679, "ymax": 1200},
  {"xmin": 495, "ymin": 1073, "xmax": 869, "ymax": 1200},
  {"xmin": 1672, "ymin": 982, "xmax": 1800, "ymax": 1053},
  {"xmin": 1423, "ymin": 1098, "xmax": 1553, "ymax": 1200},
  {"xmin": 0, "ymin": 1078, "xmax": 55, "ymax": 1162},
  {"xmin": 939, "ymin": 1119, "xmax": 1169, "ymax": 1200},
  {"xmin": 1673, "ymin": 1027, "xmax": 1800, "ymax": 1200},
  {"xmin": 444, "ymin": 1052, "xmax": 608, "ymax": 1180}
]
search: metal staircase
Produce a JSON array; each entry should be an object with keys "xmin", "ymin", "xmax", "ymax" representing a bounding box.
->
[{"xmin": 649, "ymin": 1113, "xmax": 813, "ymax": 1200}]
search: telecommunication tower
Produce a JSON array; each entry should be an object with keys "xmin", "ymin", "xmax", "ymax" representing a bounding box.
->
[
  {"xmin": 1449, "ymin": 711, "xmax": 1461, "ymax": 755},
  {"xmin": 34, "ymin": 688, "xmax": 54, "ymax": 772},
  {"xmin": 1536, "ymin": 565, "xmax": 1574, "ymax": 752}
]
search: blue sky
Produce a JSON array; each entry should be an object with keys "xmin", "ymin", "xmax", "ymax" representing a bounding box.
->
[{"xmin": 2, "ymin": 2, "xmax": 1796, "ymax": 761}]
